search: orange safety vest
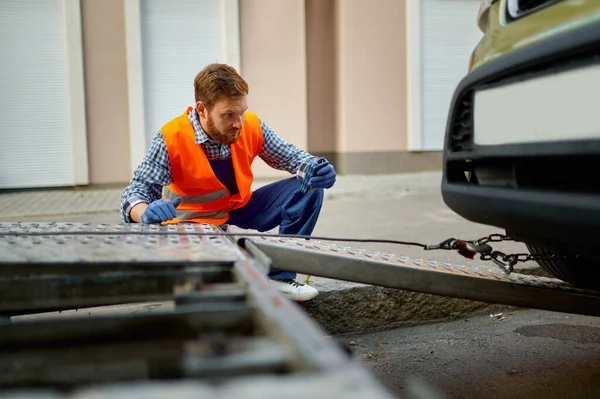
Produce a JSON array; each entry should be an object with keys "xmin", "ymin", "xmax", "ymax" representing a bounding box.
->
[{"xmin": 160, "ymin": 107, "xmax": 264, "ymax": 224}]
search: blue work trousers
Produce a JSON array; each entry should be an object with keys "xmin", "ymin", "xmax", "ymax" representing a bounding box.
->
[{"xmin": 227, "ymin": 177, "xmax": 324, "ymax": 280}]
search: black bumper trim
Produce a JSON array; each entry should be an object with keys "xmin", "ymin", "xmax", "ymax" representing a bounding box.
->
[{"xmin": 441, "ymin": 183, "xmax": 600, "ymax": 246}]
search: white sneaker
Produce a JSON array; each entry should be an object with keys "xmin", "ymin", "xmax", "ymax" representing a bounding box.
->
[{"xmin": 271, "ymin": 279, "xmax": 319, "ymax": 301}]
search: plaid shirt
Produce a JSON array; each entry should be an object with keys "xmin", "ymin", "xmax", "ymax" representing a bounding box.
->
[{"xmin": 120, "ymin": 109, "xmax": 316, "ymax": 222}]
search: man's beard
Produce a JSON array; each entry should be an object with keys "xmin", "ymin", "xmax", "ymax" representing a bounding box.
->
[{"xmin": 205, "ymin": 115, "xmax": 240, "ymax": 145}]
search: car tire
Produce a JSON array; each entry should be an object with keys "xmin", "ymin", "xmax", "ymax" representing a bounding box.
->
[{"xmin": 526, "ymin": 243, "xmax": 600, "ymax": 290}]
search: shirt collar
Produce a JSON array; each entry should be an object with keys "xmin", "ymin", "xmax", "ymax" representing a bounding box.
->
[{"xmin": 188, "ymin": 108, "xmax": 212, "ymax": 145}]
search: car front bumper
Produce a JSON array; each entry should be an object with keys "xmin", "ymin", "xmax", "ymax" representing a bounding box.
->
[{"xmin": 442, "ymin": 18, "xmax": 600, "ymax": 247}]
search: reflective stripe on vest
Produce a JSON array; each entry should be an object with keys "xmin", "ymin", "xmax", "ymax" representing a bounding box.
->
[
  {"xmin": 163, "ymin": 187, "xmax": 229, "ymax": 204},
  {"xmin": 176, "ymin": 209, "xmax": 228, "ymax": 220}
]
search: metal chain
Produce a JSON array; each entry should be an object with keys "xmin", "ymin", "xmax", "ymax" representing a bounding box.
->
[
  {"xmin": 480, "ymin": 251, "xmax": 570, "ymax": 264},
  {"xmin": 472, "ymin": 233, "xmax": 573, "ymax": 274}
]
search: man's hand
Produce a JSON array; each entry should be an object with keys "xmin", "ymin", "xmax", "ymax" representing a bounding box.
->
[
  {"xmin": 309, "ymin": 163, "xmax": 336, "ymax": 189},
  {"xmin": 141, "ymin": 197, "xmax": 182, "ymax": 224}
]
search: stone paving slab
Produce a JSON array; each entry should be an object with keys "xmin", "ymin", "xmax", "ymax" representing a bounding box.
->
[
  {"xmin": 0, "ymin": 189, "xmax": 122, "ymax": 219},
  {"xmin": 0, "ymin": 172, "xmax": 442, "ymax": 219},
  {"xmin": 298, "ymin": 265, "xmax": 547, "ymax": 335}
]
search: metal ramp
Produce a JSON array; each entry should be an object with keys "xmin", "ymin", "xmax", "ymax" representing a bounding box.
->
[
  {"xmin": 0, "ymin": 222, "xmax": 394, "ymax": 398},
  {"xmin": 2, "ymin": 222, "xmax": 600, "ymax": 397},
  {"xmin": 247, "ymin": 230, "xmax": 600, "ymax": 318}
]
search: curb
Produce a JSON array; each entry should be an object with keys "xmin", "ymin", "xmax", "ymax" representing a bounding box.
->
[{"xmin": 299, "ymin": 266, "xmax": 550, "ymax": 334}]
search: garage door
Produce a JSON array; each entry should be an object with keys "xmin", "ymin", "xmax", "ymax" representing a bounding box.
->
[
  {"xmin": 140, "ymin": 0, "xmax": 231, "ymax": 148},
  {"xmin": 0, "ymin": 0, "xmax": 84, "ymax": 189},
  {"xmin": 420, "ymin": 0, "xmax": 483, "ymax": 150}
]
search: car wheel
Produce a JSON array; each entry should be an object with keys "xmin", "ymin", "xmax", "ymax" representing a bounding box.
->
[{"xmin": 526, "ymin": 243, "xmax": 600, "ymax": 290}]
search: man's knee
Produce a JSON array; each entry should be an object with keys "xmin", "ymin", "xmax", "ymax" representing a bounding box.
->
[{"xmin": 306, "ymin": 187, "xmax": 324, "ymax": 209}]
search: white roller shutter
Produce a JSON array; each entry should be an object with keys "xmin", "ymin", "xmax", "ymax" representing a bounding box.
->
[
  {"xmin": 140, "ymin": 0, "xmax": 227, "ymax": 147},
  {"xmin": 0, "ymin": 0, "xmax": 83, "ymax": 189},
  {"xmin": 420, "ymin": 0, "xmax": 483, "ymax": 150}
]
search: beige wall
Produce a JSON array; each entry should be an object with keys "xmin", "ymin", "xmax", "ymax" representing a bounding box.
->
[
  {"xmin": 335, "ymin": 0, "xmax": 408, "ymax": 154},
  {"xmin": 81, "ymin": 0, "xmax": 131, "ymax": 185},
  {"xmin": 306, "ymin": 0, "xmax": 337, "ymax": 155},
  {"xmin": 240, "ymin": 0, "xmax": 308, "ymax": 179},
  {"xmin": 81, "ymin": 0, "xmax": 432, "ymax": 185}
]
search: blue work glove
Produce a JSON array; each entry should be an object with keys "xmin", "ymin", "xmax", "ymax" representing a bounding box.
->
[
  {"xmin": 309, "ymin": 163, "xmax": 336, "ymax": 189},
  {"xmin": 141, "ymin": 197, "xmax": 182, "ymax": 224}
]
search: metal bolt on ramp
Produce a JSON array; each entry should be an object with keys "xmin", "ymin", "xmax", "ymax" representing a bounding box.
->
[{"xmin": 0, "ymin": 223, "xmax": 395, "ymax": 398}]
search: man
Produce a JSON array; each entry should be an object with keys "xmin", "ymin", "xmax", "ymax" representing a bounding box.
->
[{"xmin": 120, "ymin": 63, "xmax": 336, "ymax": 301}]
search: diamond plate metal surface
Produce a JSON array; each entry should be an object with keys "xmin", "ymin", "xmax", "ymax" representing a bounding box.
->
[
  {"xmin": 0, "ymin": 222, "xmax": 244, "ymax": 264},
  {"xmin": 255, "ymin": 235, "xmax": 596, "ymax": 294},
  {"xmin": 249, "ymin": 235, "xmax": 600, "ymax": 317},
  {"xmin": 0, "ymin": 224, "xmax": 395, "ymax": 398}
]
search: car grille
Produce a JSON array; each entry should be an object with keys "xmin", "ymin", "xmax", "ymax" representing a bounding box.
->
[
  {"xmin": 449, "ymin": 93, "xmax": 474, "ymax": 152},
  {"xmin": 465, "ymin": 155, "xmax": 600, "ymax": 195}
]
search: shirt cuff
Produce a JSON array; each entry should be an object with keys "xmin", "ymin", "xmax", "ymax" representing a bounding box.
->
[
  {"xmin": 122, "ymin": 197, "xmax": 147, "ymax": 223},
  {"xmin": 296, "ymin": 157, "xmax": 329, "ymax": 193}
]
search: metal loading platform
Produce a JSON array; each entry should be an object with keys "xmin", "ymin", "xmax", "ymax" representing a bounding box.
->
[
  {"xmin": 0, "ymin": 222, "xmax": 394, "ymax": 399},
  {"xmin": 2, "ymin": 222, "xmax": 600, "ymax": 397}
]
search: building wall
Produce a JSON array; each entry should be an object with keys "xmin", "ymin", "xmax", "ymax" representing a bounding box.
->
[
  {"xmin": 81, "ymin": 0, "xmax": 131, "ymax": 185},
  {"xmin": 305, "ymin": 0, "xmax": 337, "ymax": 159},
  {"xmin": 80, "ymin": 0, "xmax": 441, "ymax": 186},
  {"xmin": 306, "ymin": 0, "xmax": 442, "ymax": 174},
  {"xmin": 336, "ymin": 0, "xmax": 407, "ymax": 154},
  {"xmin": 239, "ymin": 0, "xmax": 308, "ymax": 179},
  {"xmin": 334, "ymin": 0, "xmax": 440, "ymax": 173}
]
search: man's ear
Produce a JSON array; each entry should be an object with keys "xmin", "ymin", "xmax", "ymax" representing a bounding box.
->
[{"xmin": 196, "ymin": 101, "xmax": 207, "ymax": 118}]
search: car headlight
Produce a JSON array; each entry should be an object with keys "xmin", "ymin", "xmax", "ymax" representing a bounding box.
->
[{"xmin": 477, "ymin": 0, "xmax": 498, "ymax": 33}]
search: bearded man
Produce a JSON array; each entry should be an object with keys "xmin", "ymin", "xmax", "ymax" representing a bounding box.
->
[{"xmin": 120, "ymin": 63, "xmax": 337, "ymax": 301}]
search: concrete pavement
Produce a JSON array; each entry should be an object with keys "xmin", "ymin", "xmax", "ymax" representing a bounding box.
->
[
  {"xmin": 0, "ymin": 171, "xmax": 443, "ymax": 219},
  {"xmin": 342, "ymin": 308, "xmax": 600, "ymax": 399}
]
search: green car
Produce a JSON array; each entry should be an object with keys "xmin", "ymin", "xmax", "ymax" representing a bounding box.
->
[{"xmin": 441, "ymin": 0, "xmax": 600, "ymax": 289}]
